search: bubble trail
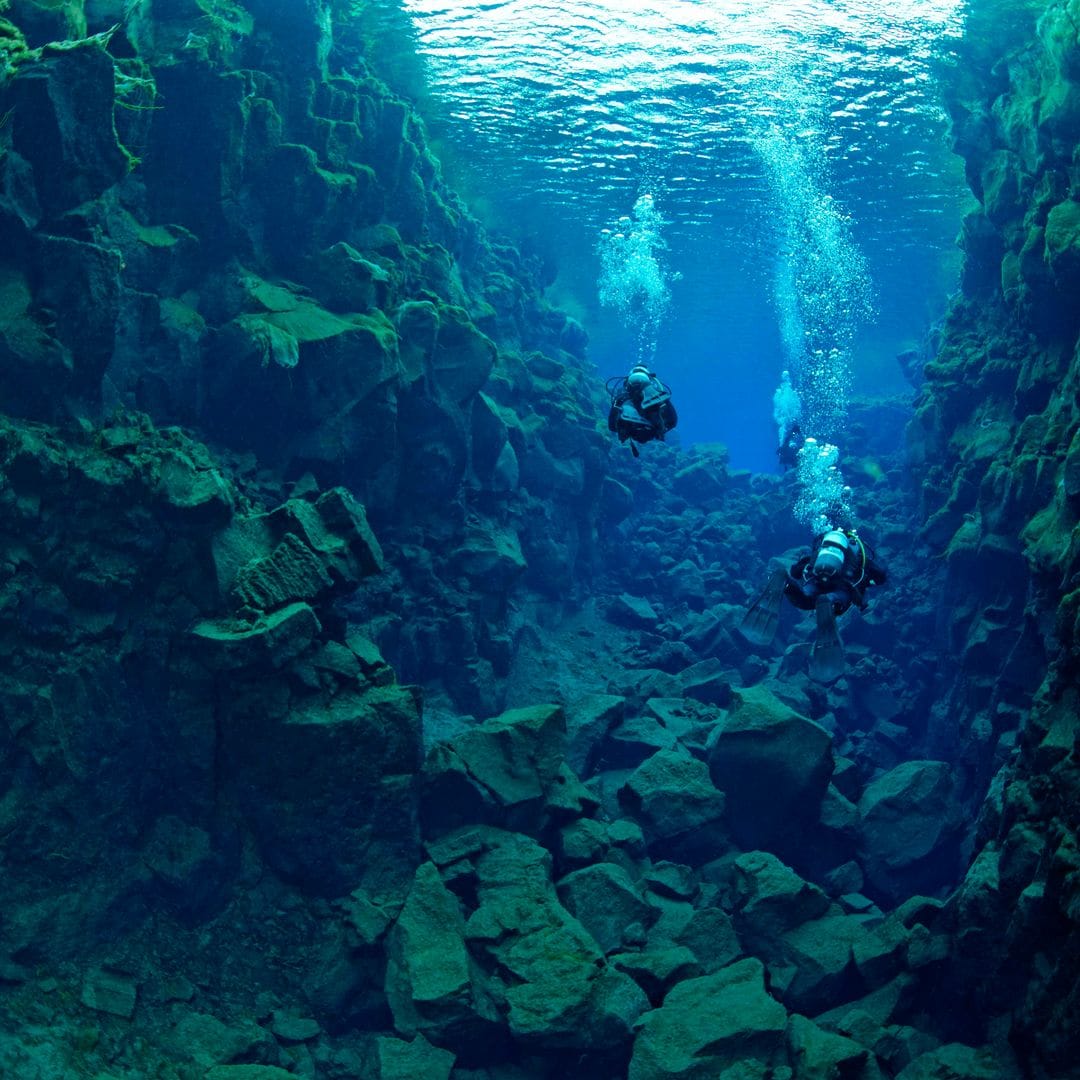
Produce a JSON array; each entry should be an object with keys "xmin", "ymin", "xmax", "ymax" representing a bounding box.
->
[
  {"xmin": 597, "ymin": 192, "xmax": 675, "ymax": 365},
  {"xmin": 794, "ymin": 437, "xmax": 852, "ymax": 534}
]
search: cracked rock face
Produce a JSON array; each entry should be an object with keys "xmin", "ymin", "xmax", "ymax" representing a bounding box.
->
[{"xmin": 910, "ymin": 0, "xmax": 1080, "ymax": 1070}]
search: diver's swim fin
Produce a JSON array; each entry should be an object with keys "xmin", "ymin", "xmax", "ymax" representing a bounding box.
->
[
  {"xmin": 739, "ymin": 570, "xmax": 786, "ymax": 647},
  {"xmin": 809, "ymin": 595, "xmax": 845, "ymax": 683}
]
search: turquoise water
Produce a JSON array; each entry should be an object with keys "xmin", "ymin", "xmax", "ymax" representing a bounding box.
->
[{"xmin": 366, "ymin": 0, "xmax": 973, "ymax": 468}]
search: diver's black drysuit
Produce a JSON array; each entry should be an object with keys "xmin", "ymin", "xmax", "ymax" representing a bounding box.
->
[{"xmin": 607, "ymin": 372, "xmax": 678, "ymax": 447}]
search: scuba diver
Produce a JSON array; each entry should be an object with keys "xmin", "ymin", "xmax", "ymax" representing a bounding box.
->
[
  {"xmin": 606, "ymin": 365, "xmax": 678, "ymax": 457},
  {"xmin": 773, "ymin": 369, "xmax": 802, "ymax": 471},
  {"xmin": 777, "ymin": 420, "xmax": 803, "ymax": 470},
  {"xmin": 740, "ymin": 528, "xmax": 888, "ymax": 683}
]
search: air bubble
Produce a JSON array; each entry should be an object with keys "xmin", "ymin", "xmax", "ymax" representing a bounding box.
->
[{"xmin": 598, "ymin": 192, "xmax": 673, "ymax": 366}]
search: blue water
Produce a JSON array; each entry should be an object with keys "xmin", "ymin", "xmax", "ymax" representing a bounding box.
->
[{"xmin": 366, "ymin": 0, "xmax": 972, "ymax": 470}]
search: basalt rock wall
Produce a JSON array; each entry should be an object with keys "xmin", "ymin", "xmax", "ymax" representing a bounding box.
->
[
  {"xmin": 0, "ymin": 0, "xmax": 608, "ymax": 718},
  {"xmin": 911, "ymin": 0, "xmax": 1080, "ymax": 1068}
]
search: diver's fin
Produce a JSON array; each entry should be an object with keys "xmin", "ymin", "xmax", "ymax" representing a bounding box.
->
[
  {"xmin": 739, "ymin": 570, "xmax": 786, "ymax": 647},
  {"xmin": 809, "ymin": 595, "xmax": 845, "ymax": 683}
]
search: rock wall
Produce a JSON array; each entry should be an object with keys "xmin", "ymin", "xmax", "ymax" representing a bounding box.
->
[
  {"xmin": 910, "ymin": 0, "xmax": 1080, "ymax": 1068},
  {"xmin": 0, "ymin": 0, "xmax": 608, "ymax": 718},
  {"xmin": 0, "ymin": 404, "xmax": 425, "ymax": 927}
]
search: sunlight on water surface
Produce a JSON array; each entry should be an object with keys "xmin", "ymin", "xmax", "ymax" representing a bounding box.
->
[{"xmin": 370, "ymin": 0, "xmax": 972, "ymax": 466}]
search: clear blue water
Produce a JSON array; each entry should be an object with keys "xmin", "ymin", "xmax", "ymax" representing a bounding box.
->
[{"xmin": 366, "ymin": 0, "xmax": 973, "ymax": 470}]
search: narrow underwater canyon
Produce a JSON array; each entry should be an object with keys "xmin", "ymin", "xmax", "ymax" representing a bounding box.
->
[{"xmin": 0, "ymin": 1, "xmax": 1077, "ymax": 1077}]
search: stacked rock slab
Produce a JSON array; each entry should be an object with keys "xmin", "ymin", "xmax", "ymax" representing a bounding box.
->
[{"xmin": 0, "ymin": 410, "xmax": 415, "ymax": 943}]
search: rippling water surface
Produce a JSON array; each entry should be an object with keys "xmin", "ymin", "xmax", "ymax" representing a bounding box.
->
[{"xmin": 365, "ymin": 0, "xmax": 973, "ymax": 468}]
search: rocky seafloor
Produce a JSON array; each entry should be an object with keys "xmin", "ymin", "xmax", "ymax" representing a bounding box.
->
[{"xmin": 0, "ymin": 0, "xmax": 1078, "ymax": 1077}]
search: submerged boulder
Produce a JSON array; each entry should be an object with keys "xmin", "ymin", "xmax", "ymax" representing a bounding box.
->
[
  {"xmin": 385, "ymin": 862, "xmax": 491, "ymax": 1047},
  {"xmin": 628, "ymin": 958, "xmax": 787, "ymax": 1079},
  {"xmin": 452, "ymin": 525, "xmax": 527, "ymax": 592},
  {"xmin": 786, "ymin": 1014, "xmax": 869, "ymax": 1080},
  {"xmin": 858, "ymin": 760, "xmax": 962, "ymax": 902},
  {"xmin": 1044, "ymin": 199, "xmax": 1080, "ymax": 292},
  {"xmin": 564, "ymin": 693, "xmax": 624, "ymax": 777},
  {"xmin": 617, "ymin": 748, "xmax": 727, "ymax": 861},
  {"xmin": 706, "ymin": 686, "xmax": 834, "ymax": 859},
  {"xmin": 608, "ymin": 592, "xmax": 661, "ymax": 630},
  {"xmin": 611, "ymin": 946, "xmax": 703, "ymax": 1005},
  {"xmin": 421, "ymin": 704, "xmax": 566, "ymax": 835},
  {"xmin": 204, "ymin": 291, "xmax": 401, "ymax": 463},
  {"xmin": 221, "ymin": 682, "xmax": 423, "ymax": 897},
  {"xmin": 360, "ymin": 1034, "xmax": 456, "ymax": 1080},
  {"xmin": 309, "ymin": 240, "xmax": 391, "ymax": 311},
  {"xmin": 461, "ymin": 830, "xmax": 649, "ymax": 1050},
  {"xmin": 429, "ymin": 304, "xmax": 497, "ymax": 403},
  {"xmin": 556, "ymin": 862, "xmax": 654, "ymax": 955},
  {"xmin": 772, "ymin": 913, "xmax": 871, "ymax": 1015},
  {"xmin": 896, "ymin": 1042, "xmax": 1020, "ymax": 1080},
  {"xmin": 731, "ymin": 850, "xmax": 831, "ymax": 948},
  {"xmin": 672, "ymin": 907, "xmax": 743, "ymax": 974}
]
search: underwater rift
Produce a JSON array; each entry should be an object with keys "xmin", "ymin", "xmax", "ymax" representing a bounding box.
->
[
  {"xmin": 0, "ymin": 0, "xmax": 1079, "ymax": 1078},
  {"xmin": 382, "ymin": 0, "xmax": 971, "ymax": 468}
]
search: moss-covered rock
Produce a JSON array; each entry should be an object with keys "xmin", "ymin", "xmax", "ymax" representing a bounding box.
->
[
  {"xmin": 1044, "ymin": 198, "xmax": 1080, "ymax": 289},
  {"xmin": 895, "ymin": 1042, "xmax": 1019, "ymax": 1080},
  {"xmin": 7, "ymin": 39, "xmax": 128, "ymax": 214},
  {"xmin": 162, "ymin": 1011, "xmax": 273, "ymax": 1070},
  {"xmin": 222, "ymin": 680, "xmax": 423, "ymax": 896},
  {"xmin": 731, "ymin": 850, "xmax": 831, "ymax": 948},
  {"xmin": 617, "ymin": 748, "xmax": 726, "ymax": 859},
  {"xmin": 786, "ymin": 1014, "xmax": 868, "ymax": 1080},
  {"xmin": 385, "ymin": 861, "xmax": 484, "ymax": 1045},
  {"xmin": 205, "ymin": 1067, "xmax": 297, "ymax": 1080},
  {"xmin": 362, "ymin": 1034, "xmax": 456, "ymax": 1080},
  {"xmin": 628, "ymin": 958, "xmax": 788, "ymax": 1079},
  {"xmin": 555, "ymin": 862, "xmax": 653, "ymax": 955},
  {"xmin": 672, "ymin": 907, "xmax": 743, "ymax": 975},
  {"xmin": 430, "ymin": 304, "xmax": 497, "ymax": 404},
  {"xmin": 421, "ymin": 704, "xmax": 566, "ymax": 836},
  {"xmin": 309, "ymin": 240, "xmax": 390, "ymax": 312},
  {"xmin": 452, "ymin": 525, "xmax": 527, "ymax": 592}
]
